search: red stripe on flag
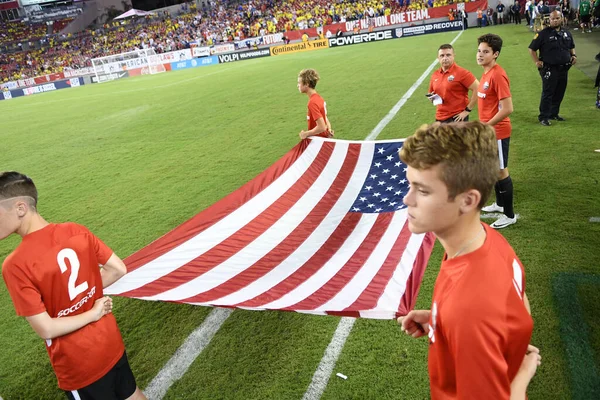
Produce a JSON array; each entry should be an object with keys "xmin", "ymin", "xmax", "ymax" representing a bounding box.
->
[
  {"xmin": 396, "ymin": 232, "xmax": 435, "ymax": 316},
  {"xmin": 180, "ymin": 144, "xmax": 362, "ymax": 303},
  {"xmin": 233, "ymin": 212, "xmax": 362, "ymax": 308},
  {"xmin": 280, "ymin": 212, "xmax": 394, "ymax": 311},
  {"xmin": 340, "ymin": 221, "xmax": 412, "ymax": 313},
  {"xmin": 120, "ymin": 142, "xmax": 335, "ymax": 298},
  {"xmin": 122, "ymin": 141, "xmax": 310, "ymax": 273}
]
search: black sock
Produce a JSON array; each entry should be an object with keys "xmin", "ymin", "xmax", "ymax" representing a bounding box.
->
[
  {"xmin": 498, "ymin": 176, "xmax": 514, "ymax": 218},
  {"xmin": 494, "ymin": 181, "xmax": 504, "ymax": 207}
]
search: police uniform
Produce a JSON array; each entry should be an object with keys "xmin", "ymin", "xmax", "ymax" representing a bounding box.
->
[{"xmin": 528, "ymin": 27, "xmax": 575, "ymax": 122}]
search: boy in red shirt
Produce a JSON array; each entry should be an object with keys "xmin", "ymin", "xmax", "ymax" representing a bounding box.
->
[
  {"xmin": 475, "ymin": 33, "xmax": 517, "ymax": 229},
  {"xmin": 428, "ymin": 44, "xmax": 479, "ymax": 123},
  {"xmin": 397, "ymin": 122, "xmax": 540, "ymax": 399},
  {"xmin": 0, "ymin": 172, "xmax": 146, "ymax": 400},
  {"xmin": 297, "ymin": 68, "xmax": 334, "ymax": 140}
]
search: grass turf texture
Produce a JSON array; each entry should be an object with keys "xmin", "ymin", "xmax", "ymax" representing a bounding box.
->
[{"xmin": 1, "ymin": 25, "xmax": 599, "ymax": 399}]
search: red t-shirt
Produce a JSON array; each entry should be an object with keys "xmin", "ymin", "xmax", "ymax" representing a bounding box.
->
[
  {"xmin": 429, "ymin": 63, "xmax": 476, "ymax": 121},
  {"xmin": 2, "ymin": 223, "xmax": 125, "ymax": 391},
  {"xmin": 428, "ymin": 224, "xmax": 533, "ymax": 399},
  {"xmin": 477, "ymin": 64, "xmax": 512, "ymax": 139},
  {"xmin": 307, "ymin": 92, "xmax": 330, "ymax": 138}
]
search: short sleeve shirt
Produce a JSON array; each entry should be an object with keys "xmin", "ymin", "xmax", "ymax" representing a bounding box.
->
[
  {"xmin": 2, "ymin": 223, "xmax": 125, "ymax": 390},
  {"xmin": 307, "ymin": 93, "xmax": 331, "ymax": 138},
  {"xmin": 477, "ymin": 64, "xmax": 512, "ymax": 139},
  {"xmin": 428, "ymin": 224, "xmax": 533, "ymax": 399},
  {"xmin": 429, "ymin": 63, "xmax": 476, "ymax": 121},
  {"xmin": 528, "ymin": 27, "xmax": 575, "ymax": 65}
]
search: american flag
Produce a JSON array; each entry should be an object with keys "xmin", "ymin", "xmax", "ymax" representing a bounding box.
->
[{"xmin": 105, "ymin": 138, "xmax": 434, "ymax": 319}]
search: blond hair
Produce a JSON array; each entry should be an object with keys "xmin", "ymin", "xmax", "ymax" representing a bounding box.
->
[
  {"xmin": 399, "ymin": 122, "xmax": 498, "ymax": 209},
  {"xmin": 298, "ymin": 69, "xmax": 320, "ymax": 89}
]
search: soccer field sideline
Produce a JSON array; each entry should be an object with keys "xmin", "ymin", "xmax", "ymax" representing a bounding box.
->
[{"xmin": 141, "ymin": 29, "xmax": 465, "ymax": 400}]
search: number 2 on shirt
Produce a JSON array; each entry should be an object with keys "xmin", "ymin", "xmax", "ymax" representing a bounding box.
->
[{"xmin": 57, "ymin": 248, "xmax": 89, "ymax": 301}]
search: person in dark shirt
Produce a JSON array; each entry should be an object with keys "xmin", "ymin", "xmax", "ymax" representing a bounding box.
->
[
  {"xmin": 497, "ymin": 1, "xmax": 506, "ymax": 23},
  {"xmin": 512, "ymin": 2, "xmax": 522, "ymax": 24},
  {"xmin": 528, "ymin": 10, "xmax": 576, "ymax": 126}
]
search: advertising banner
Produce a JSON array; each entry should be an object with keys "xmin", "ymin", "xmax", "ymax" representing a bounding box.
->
[
  {"xmin": 192, "ymin": 47, "xmax": 211, "ymax": 57},
  {"xmin": 170, "ymin": 56, "xmax": 219, "ymax": 71},
  {"xmin": 328, "ymin": 29, "xmax": 394, "ymax": 47},
  {"xmin": 64, "ymin": 67, "xmax": 94, "ymax": 78},
  {"xmin": 283, "ymin": 0, "xmax": 486, "ymax": 41},
  {"xmin": 217, "ymin": 49, "xmax": 270, "ymax": 63},
  {"xmin": 210, "ymin": 43, "xmax": 235, "ymax": 55},
  {"xmin": 269, "ymin": 39, "xmax": 329, "ymax": 56},
  {"xmin": 21, "ymin": 77, "xmax": 83, "ymax": 96},
  {"xmin": 397, "ymin": 20, "xmax": 463, "ymax": 37},
  {"xmin": 156, "ymin": 49, "xmax": 193, "ymax": 63},
  {"xmin": 34, "ymin": 72, "xmax": 65, "ymax": 85}
]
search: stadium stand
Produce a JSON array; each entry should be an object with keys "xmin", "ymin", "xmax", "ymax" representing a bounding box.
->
[{"xmin": 1, "ymin": 0, "xmax": 473, "ymax": 83}]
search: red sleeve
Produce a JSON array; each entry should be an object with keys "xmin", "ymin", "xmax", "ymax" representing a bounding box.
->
[
  {"xmin": 308, "ymin": 99, "xmax": 324, "ymax": 121},
  {"xmin": 461, "ymin": 69, "xmax": 476, "ymax": 89},
  {"xmin": 83, "ymin": 227, "xmax": 113, "ymax": 265},
  {"xmin": 2, "ymin": 259, "xmax": 46, "ymax": 317},
  {"xmin": 447, "ymin": 302, "xmax": 511, "ymax": 399},
  {"xmin": 494, "ymin": 70, "xmax": 512, "ymax": 101},
  {"xmin": 428, "ymin": 77, "xmax": 434, "ymax": 93}
]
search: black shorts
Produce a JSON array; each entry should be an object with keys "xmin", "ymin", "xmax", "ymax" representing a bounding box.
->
[
  {"xmin": 497, "ymin": 137, "xmax": 510, "ymax": 169},
  {"xmin": 581, "ymin": 15, "xmax": 591, "ymax": 23},
  {"xmin": 436, "ymin": 115, "xmax": 470, "ymax": 123},
  {"xmin": 65, "ymin": 352, "xmax": 137, "ymax": 400}
]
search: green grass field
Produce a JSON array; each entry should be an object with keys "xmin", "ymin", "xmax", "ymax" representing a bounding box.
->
[{"xmin": 1, "ymin": 24, "xmax": 599, "ymax": 399}]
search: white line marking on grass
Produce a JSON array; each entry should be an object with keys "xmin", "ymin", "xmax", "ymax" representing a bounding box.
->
[
  {"xmin": 590, "ymin": 217, "xmax": 600, "ymax": 223},
  {"xmin": 366, "ymin": 30, "xmax": 464, "ymax": 140},
  {"xmin": 304, "ymin": 29, "xmax": 465, "ymax": 400},
  {"xmin": 302, "ymin": 317, "xmax": 356, "ymax": 400},
  {"xmin": 144, "ymin": 307, "xmax": 233, "ymax": 400}
]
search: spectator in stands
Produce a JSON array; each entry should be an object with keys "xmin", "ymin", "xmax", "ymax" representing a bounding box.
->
[{"xmin": 297, "ymin": 69, "xmax": 334, "ymax": 140}]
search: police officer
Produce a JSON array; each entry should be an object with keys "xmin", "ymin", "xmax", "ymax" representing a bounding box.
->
[{"xmin": 528, "ymin": 10, "xmax": 576, "ymax": 126}]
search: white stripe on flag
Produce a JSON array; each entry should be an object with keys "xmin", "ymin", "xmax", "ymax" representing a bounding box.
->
[
  {"xmin": 314, "ymin": 211, "xmax": 408, "ymax": 312},
  {"xmin": 207, "ymin": 143, "xmax": 376, "ymax": 307},
  {"xmin": 359, "ymin": 232, "xmax": 426, "ymax": 319},
  {"xmin": 106, "ymin": 140, "xmax": 324, "ymax": 295},
  {"xmin": 260, "ymin": 214, "xmax": 379, "ymax": 309},
  {"xmin": 145, "ymin": 141, "xmax": 352, "ymax": 301}
]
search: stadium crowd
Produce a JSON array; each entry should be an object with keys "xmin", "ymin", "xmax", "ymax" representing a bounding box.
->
[{"xmin": 2, "ymin": 0, "xmax": 473, "ymax": 83}]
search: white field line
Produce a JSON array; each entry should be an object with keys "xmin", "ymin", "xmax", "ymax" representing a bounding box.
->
[
  {"xmin": 143, "ymin": 308, "xmax": 233, "ymax": 400},
  {"xmin": 144, "ymin": 29, "xmax": 466, "ymax": 400},
  {"xmin": 302, "ymin": 29, "xmax": 465, "ymax": 400},
  {"xmin": 589, "ymin": 217, "xmax": 600, "ymax": 223},
  {"xmin": 302, "ymin": 318, "xmax": 356, "ymax": 400}
]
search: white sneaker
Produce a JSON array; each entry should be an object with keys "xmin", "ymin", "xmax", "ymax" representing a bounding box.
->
[
  {"xmin": 491, "ymin": 215, "xmax": 517, "ymax": 229},
  {"xmin": 482, "ymin": 202, "xmax": 504, "ymax": 213}
]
